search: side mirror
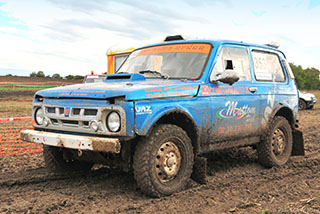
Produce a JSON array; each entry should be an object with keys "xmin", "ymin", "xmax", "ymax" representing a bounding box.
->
[{"xmin": 210, "ymin": 70, "xmax": 240, "ymax": 85}]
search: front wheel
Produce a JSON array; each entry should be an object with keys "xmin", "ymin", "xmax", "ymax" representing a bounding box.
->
[
  {"xmin": 299, "ymin": 99, "xmax": 307, "ymax": 110},
  {"xmin": 133, "ymin": 124, "xmax": 194, "ymax": 197},
  {"xmin": 257, "ymin": 116, "xmax": 293, "ymax": 168}
]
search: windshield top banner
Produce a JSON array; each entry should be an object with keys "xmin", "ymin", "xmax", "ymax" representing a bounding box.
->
[{"xmin": 137, "ymin": 43, "xmax": 211, "ymax": 56}]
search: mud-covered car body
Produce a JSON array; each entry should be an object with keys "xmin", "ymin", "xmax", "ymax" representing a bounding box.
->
[
  {"xmin": 298, "ymin": 90, "xmax": 317, "ymax": 110},
  {"xmin": 21, "ymin": 39, "xmax": 304, "ymax": 197}
]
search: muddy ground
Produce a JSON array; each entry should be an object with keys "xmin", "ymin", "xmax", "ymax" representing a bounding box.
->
[{"xmin": 0, "ymin": 96, "xmax": 319, "ymax": 213}]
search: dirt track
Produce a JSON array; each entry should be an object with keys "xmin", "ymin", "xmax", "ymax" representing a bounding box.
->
[{"xmin": 1, "ymin": 110, "xmax": 320, "ymax": 213}]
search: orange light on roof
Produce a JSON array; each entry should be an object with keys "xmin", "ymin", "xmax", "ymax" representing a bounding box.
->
[{"xmin": 91, "ymin": 70, "xmax": 94, "ymax": 75}]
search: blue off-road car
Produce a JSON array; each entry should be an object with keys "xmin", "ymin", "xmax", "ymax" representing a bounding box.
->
[{"xmin": 21, "ymin": 37, "xmax": 304, "ymax": 197}]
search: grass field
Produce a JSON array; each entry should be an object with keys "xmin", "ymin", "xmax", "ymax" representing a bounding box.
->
[{"xmin": 0, "ymin": 100, "xmax": 33, "ymax": 118}]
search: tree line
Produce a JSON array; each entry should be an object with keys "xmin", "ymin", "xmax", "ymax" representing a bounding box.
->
[
  {"xmin": 29, "ymin": 71, "xmax": 84, "ymax": 80},
  {"xmin": 289, "ymin": 63, "xmax": 320, "ymax": 90},
  {"xmin": 26, "ymin": 66, "xmax": 320, "ymax": 90}
]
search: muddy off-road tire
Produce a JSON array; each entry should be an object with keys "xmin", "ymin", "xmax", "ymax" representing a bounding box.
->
[
  {"xmin": 299, "ymin": 99, "xmax": 307, "ymax": 110},
  {"xmin": 43, "ymin": 145, "xmax": 93, "ymax": 173},
  {"xmin": 258, "ymin": 116, "xmax": 293, "ymax": 168},
  {"xmin": 133, "ymin": 124, "xmax": 194, "ymax": 197}
]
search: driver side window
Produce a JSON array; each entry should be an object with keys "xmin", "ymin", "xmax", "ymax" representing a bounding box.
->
[{"xmin": 211, "ymin": 47, "xmax": 251, "ymax": 81}]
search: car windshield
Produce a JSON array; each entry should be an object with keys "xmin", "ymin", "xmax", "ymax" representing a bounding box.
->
[
  {"xmin": 84, "ymin": 76, "xmax": 105, "ymax": 83},
  {"xmin": 117, "ymin": 43, "xmax": 211, "ymax": 79}
]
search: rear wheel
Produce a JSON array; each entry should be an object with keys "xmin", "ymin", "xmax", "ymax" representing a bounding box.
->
[
  {"xmin": 43, "ymin": 145, "xmax": 93, "ymax": 173},
  {"xmin": 133, "ymin": 124, "xmax": 194, "ymax": 197},
  {"xmin": 257, "ymin": 116, "xmax": 292, "ymax": 168}
]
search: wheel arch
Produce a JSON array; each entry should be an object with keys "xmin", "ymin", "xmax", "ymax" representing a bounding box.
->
[
  {"xmin": 138, "ymin": 107, "xmax": 200, "ymax": 155},
  {"xmin": 299, "ymin": 97, "xmax": 306, "ymax": 102},
  {"xmin": 273, "ymin": 106, "xmax": 295, "ymax": 128},
  {"xmin": 155, "ymin": 109, "xmax": 200, "ymax": 155}
]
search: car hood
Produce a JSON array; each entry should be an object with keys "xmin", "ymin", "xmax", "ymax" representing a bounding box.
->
[
  {"xmin": 36, "ymin": 78, "xmax": 201, "ymax": 101},
  {"xmin": 299, "ymin": 90, "xmax": 315, "ymax": 99}
]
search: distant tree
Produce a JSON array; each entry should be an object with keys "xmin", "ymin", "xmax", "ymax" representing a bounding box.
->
[
  {"xmin": 65, "ymin": 75, "xmax": 75, "ymax": 80},
  {"xmin": 36, "ymin": 71, "xmax": 45, "ymax": 78},
  {"xmin": 74, "ymin": 75, "xmax": 84, "ymax": 80},
  {"xmin": 30, "ymin": 72, "xmax": 37, "ymax": 77},
  {"xmin": 304, "ymin": 67, "xmax": 320, "ymax": 90},
  {"xmin": 5, "ymin": 74, "xmax": 12, "ymax": 76},
  {"xmin": 52, "ymin": 73, "xmax": 62, "ymax": 79},
  {"xmin": 290, "ymin": 63, "xmax": 320, "ymax": 90}
]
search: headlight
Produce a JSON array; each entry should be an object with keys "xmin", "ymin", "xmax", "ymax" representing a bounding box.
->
[
  {"xmin": 107, "ymin": 111, "xmax": 120, "ymax": 132},
  {"xmin": 35, "ymin": 108, "xmax": 44, "ymax": 125},
  {"xmin": 90, "ymin": 120, "xmax": 99, "ymax": 132}
]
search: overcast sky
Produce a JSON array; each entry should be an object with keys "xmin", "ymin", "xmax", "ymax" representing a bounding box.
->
[{"xmin": 0, "ymin": 0, "xmax": 320, "ymax": 77}]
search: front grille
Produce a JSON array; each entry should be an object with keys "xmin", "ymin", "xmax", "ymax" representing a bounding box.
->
[
  {"xmin": 45, "ymin": 106, "xmax": 98, "ymax": 117},
  {"xmin": 61, "ymin": 120, "xmax": 79, "ymax": 126},
  {"xmin": 73, "ymin": 108, "xmax": 81, "ymax": 115},
  {"xmin": 84, "ymin": 109, "xmax": 98, "ymax": 116},
  {"xmin": 46, "ymin": 107, "xmax": 65, "ymax": 115},
  {"xmin": 47, "ymin": 107, "xmax": 55, "ymax": 113},
  {"xmin": 35, "ymin": 104, "xmax": 126, "ymax": 136},
  {"xmin": 43, "ymin": 106, "xmax": 99, "ymax": 130}
]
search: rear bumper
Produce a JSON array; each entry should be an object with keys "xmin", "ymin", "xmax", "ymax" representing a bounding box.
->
[{"xmin": 21, "ymin": 130, "xmax": 121, "ymax": 153}]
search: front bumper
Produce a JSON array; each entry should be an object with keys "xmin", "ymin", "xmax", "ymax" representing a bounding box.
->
[
  {"xmin": 306, "ymin": 97, "xmax": 317, "ymax": 108},
  {"xmin": 21, "ymin": 130, "xmax": 121, "ymax": 153}
]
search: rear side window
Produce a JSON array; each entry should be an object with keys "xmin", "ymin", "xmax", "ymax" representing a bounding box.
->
[
  {"xmin": 252, "ymin": 51, "xmax": 285, "ymax": 82},
  {"xmin": 211, "ymin": 47, "xmax": 251, "ymax": 81}
]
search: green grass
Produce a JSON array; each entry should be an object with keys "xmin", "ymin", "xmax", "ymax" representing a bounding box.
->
[{"xmin": 0, "ymin": 100, "xmax": 32, "ymax": 117}]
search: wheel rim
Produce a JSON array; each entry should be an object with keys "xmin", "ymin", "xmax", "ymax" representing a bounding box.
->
[
  {"xmin": 271, "ymin": 128, "xmax": 286, "ymax": 156},
  {"xmin": 155, "ymin": 141, "xmax": 181, "ymax": 183}
]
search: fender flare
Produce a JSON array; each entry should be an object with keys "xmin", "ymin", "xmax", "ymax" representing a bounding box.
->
[{"xmin": 137, "ymin": 105, "xmax": 198, "ymax": 136}]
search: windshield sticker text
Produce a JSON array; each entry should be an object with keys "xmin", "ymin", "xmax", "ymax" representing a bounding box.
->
[{"xmin": 137, "ymin": 43, "xmax": 211, "ymax": 56}]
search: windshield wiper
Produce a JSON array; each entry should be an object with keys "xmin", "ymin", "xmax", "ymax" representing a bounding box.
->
[{"xmin": 139, "ymin": 70, "xmax": 169, "ymax": 79}]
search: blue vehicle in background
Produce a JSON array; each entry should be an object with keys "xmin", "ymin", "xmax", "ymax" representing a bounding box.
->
[{"xmin": 21, "ymin": 36, "xmax": 304, "ymax": 197}]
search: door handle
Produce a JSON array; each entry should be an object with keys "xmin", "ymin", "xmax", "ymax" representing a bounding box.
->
[{"xmin": 249, "ymin": 87, "xmax": 257, "ymax": 93}]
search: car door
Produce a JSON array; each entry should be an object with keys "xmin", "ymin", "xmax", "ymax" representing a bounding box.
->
[
  {"xmin": 250, "ymin": 48, "xmax": 293, "ymax": 129},
  {"xmin": 208, "ymin": 45, "xmax": 261, "ymax": 143}
]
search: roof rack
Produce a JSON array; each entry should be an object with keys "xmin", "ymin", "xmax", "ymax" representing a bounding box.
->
[
  {"xmin": 264, "ymin": 42, "xmax": 280, "ymax": 49},
  {"xmin": 164, "ymin": 35, "xmax": 184, "ymax": 42}
]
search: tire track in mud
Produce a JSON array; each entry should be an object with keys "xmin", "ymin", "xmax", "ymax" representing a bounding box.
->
[
  {"xmin": 0, "ymin": 167, "xmax": 109, "ymax": 188},
  {"xmin": 0, "ymin": 168, "xmax": 76, "ymax": 188}
]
